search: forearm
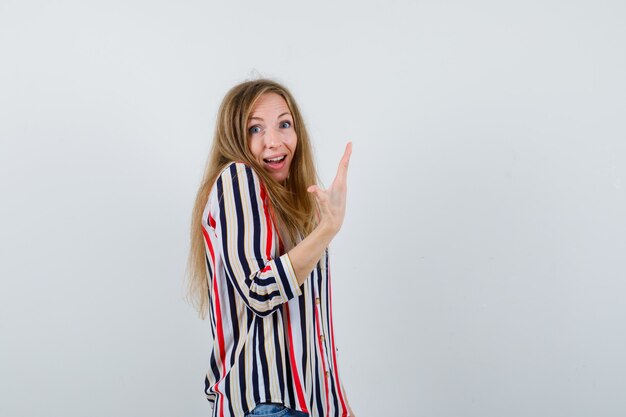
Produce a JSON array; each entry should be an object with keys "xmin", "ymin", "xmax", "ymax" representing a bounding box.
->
[{"xmin": 288, "ymin": 222, "xmax": 337, "ymax": 286}]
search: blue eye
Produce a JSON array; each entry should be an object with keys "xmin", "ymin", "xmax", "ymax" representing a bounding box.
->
[
  {"xmin": 248, "ymin": 126, "xmax": 262, "ymax": 134},
  {"xmin": 280, "ymin": 121, "xmax": 291, "ymax": 128}
]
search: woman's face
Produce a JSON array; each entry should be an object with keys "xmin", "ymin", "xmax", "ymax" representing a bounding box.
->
[{"xmin": 247, "ymin": 92, "xmax": 297, "ymax": 184}]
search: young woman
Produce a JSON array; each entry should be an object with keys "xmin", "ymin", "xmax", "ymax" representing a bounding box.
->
[{"xmin": 187, "ymin": 79, "xmax": 354, "ymax": 417}]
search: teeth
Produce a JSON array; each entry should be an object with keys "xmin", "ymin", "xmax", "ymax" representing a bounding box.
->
[{"xmin": 265, "ymin": 156, "xmax": 285, "ymax": 163}]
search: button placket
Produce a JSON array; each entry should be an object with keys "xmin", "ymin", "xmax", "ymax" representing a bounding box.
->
[{"xmin": 314, "ymin": 291, "xmax": 333, "ymax": 375}]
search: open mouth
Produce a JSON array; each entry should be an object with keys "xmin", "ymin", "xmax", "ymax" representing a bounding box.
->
[{"xmin": 263, "ymin": 155, "xmax": 286, "ymax": 165}]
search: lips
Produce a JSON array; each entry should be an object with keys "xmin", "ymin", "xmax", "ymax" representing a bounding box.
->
[
  {"xmin": 261, "ymin": 154, "xmax": 288, "ymax": 172},
  {"xmin": 263, "ymin": 155, "xmax": 286, "ymax": 164}
]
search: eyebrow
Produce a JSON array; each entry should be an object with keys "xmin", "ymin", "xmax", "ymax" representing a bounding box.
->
[{"xmin": 248, "ymin": 112, "xmax": 292, "ymax": 122}]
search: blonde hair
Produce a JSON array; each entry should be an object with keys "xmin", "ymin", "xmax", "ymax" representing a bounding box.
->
[{"xmin": 186, "ymin": 79, "xmax": 319, "ymax": 318}]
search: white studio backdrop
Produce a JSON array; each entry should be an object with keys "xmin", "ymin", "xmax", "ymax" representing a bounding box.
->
[{"xmin": 1, "ymin": 1, "xmax": 625, "ymax": 416}]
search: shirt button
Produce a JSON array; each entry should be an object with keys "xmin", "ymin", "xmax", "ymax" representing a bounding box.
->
[
  {"xmin": 315, "ymin": 297, "xmax": 321, "ymax": 305},
  {"xmin": 320, "ymin": 334, "xmax": 325, "ymax": 342},
  {"xmin": 325, "ymin": 371, "xmax": 329, "ymax": 377}
]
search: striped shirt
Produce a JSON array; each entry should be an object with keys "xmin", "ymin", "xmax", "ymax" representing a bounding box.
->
[{"xmin": 201, "ymin": 162, "xmax": 349, "ymax": 417}]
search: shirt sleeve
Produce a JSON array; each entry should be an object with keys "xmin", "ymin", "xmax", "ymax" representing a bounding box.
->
[{"xmin": 211, "ymin": 162, "xmax": 302, "ymax": 316}]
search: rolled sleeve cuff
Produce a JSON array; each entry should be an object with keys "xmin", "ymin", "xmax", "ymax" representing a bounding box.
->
[{"xmin": 270, "ymin": 253, "xmax": 302, "ymax": 301}]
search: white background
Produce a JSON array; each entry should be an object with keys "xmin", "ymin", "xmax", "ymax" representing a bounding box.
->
[{"xmin": 1, "ymin": 1, "xmax": 625, "ymax": 416}]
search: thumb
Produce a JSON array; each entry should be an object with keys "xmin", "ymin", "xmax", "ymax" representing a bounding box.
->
[{"xmin": 307, "ymin": 185, "xmax": 323, "ymax": 200}]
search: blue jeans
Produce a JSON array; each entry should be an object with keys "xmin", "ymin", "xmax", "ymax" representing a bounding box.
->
[{"xmin": 245, "ymin": 403, "xmax": 309, "ymax": 417}]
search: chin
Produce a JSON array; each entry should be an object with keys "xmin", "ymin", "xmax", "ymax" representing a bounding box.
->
[
  {"xmin": 270, "ymin": 172, "xmax": 288, "ymax": 183},
  {"xmin": 262, "ymin": 162, "xmax": 291, "ymax": 184}
]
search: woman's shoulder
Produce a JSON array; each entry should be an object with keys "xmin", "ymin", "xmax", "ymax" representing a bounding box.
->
[
  {"xmin": 210, "ymin": 161, "xmax": 264, "ymax": 200},
  {"xmin": 217, "ymin": 160, "xmax": 260, "ymax": 182}
]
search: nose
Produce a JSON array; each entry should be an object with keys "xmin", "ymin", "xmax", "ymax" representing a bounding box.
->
[{"xmin": 264, "ymin": 129, "xmax": 278, "ymax": 148}]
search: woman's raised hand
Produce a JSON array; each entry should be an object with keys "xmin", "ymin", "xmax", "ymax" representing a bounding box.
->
[{"xmin": 307, "ymin": 142, "xmax": 352, "ymax": 235}]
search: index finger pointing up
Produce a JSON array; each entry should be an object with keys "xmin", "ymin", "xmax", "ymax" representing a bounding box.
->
[{"xmin": 333, "ymin": 142, "xmax": 352, "ymax": 187}]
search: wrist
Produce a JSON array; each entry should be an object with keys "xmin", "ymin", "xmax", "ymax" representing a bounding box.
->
[{"xmin": 316, "ymin": 219, "xmax": 339, "ymax": 239}]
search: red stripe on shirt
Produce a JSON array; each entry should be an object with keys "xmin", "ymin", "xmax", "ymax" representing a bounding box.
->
[
  {"xmin": 259, "ymin": 182, "xmax": 273, "ymax": 259},
  {"xmin": 202, "ymin": 226, "xmax": 215, "ymax": 266},
  {"xmin": 328, "ymin": 259, "xmax": 348, "ymax": 416},
  {"xmin": 284, "ymin": 306, "xmax": 308, "ymax": 413},
  {"xmin": 314, "ymin": 301, "xmax": 330, "ymax": 414},
  {"xmin": 203, "ymin": 226, "xmax": 226, "ymax": 417}
]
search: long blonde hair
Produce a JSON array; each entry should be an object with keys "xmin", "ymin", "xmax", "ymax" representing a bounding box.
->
[{"xmin": 186, "ymin": 79, "xmax": 319, "ymax": 318}]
